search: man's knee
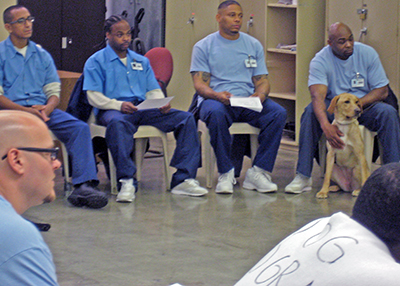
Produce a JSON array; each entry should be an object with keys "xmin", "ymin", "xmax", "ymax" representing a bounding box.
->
[{"xmin": 200, "ymin": 100, "xmax": 228, "ymax": 121}]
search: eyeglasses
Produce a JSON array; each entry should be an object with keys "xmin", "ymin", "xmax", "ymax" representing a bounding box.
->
[
  {"xmin": 1, "ymin": 147, "xmax": 59, "ymax": 161},
  {"xmin": 8, "ymin": 16, "xmax": 35, "ymax": 25}
]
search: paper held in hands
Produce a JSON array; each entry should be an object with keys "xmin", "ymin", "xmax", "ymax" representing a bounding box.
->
[
  {"xmin": 136, "ymin": 97, "xmax": 174, "ymax": 110},
  {"xmin": 229, "ymin": 96, "xmax": 263, "ymax": 112}
]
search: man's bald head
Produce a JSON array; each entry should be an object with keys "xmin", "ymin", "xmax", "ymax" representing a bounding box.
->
[
  {"xmin": 327, "ymin": 22, "xmax": 354, "ymax": 60},
  {"xmin": 0, "ymin": 111, "xmax": 50, "ymax": 157},
  {"xmin": 328, "ymin": 22, "xmax": 352, "ymax": 42}
]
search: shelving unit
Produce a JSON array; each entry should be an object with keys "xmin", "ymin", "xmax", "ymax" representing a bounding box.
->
[{"xmin": 265, "ymin": 0, "xmax": 325, "ymax": 146}]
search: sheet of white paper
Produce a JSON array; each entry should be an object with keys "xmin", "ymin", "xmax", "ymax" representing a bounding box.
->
[
  {"xmin": 229, "ymin": 96, "xmax": 263, "ymax": 112},
  {"xmin": 136, "ymin": 97, "xmax": 174, "ymax": 110}
]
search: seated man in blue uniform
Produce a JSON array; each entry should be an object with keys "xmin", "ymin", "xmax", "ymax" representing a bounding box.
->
[
  {"xmin": 285, "ymin": 22, "xmax": 400, "ymax": 194},
  {"xmin": 190, "ymin": 0, "xmax": 287, "ymax": 194},
  {"xmin": 0, "ymin": 110, "xmax": 60, "ymax": 285},
  {"xmin": 83, "ymin": 15, "xmax": 208, "ymax": 203},
  {"xmin": 0, "ymin": 5, "xmax": 108, "ymax": 209}
]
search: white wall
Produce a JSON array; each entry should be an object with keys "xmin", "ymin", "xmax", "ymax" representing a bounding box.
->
[{"xmin": 0, "ymin": 0, "xmax": 16, "ymax": 41}]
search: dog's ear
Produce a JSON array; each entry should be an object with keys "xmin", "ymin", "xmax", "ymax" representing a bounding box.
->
[{"xmin": 327, "ymin": 95, "xmax": 340, "ymax": 114}]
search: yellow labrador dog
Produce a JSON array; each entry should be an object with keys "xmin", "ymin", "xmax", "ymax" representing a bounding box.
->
[{"xmin": 316, "ymin": 93, "xmax": 370, "ymax": 199}]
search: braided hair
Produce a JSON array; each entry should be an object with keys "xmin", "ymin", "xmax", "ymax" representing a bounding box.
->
[{"xmin": 95, "ymin": 14, "xmax": 129, "ymax": 50}]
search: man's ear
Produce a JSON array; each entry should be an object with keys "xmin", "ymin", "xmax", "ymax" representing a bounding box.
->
[
  {"xmin": 6, "ymin": 149, "xmax": 25, "ymax": 175},
  {"xmin": 216, "ymin": 13, "xmax": 221, "ymax": 23},
  {"xmin": 4, "ymin": 23, "xmax": 12, "ymax": 34}
]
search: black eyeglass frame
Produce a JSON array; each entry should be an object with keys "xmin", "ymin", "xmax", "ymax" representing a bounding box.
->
[
  {"xmin": 1, "ymin": 147, "xmax": 59, "ymax": 161},
  {"xmin": 8, "ymin": 16, "xmax": 35, "ymax": 25}
]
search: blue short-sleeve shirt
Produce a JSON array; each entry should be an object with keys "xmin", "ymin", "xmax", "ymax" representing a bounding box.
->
[
  {"xmin": 308, "ymin": 42, "xmax": 388, "ymax": 99},
  {"xmin": 190, "ymin": 32, "xmax": 268, "ymax": 98},
  {"xmin": 83, "ymin": 45, "xmax": 160, "ymax": 102}
]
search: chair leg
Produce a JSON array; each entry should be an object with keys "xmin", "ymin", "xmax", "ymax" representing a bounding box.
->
[
  {"xmin": 319, "ymin": 135, "xmax": 327, "ymax": 176},
  {"xmin": 108, "ymin": 149, "xmax": 118, "ymax": 195},
  {"xmin": 360, "ymin": 125, "xmax": 376, "ymax": 171},
  {"xmin": 204, "ymin": 129, "xmax": 214, "ymax": 188},
  {"xmin": 160, "ymin": 134, "xmax": 170, "ymax": 190},
  {"xmin": 249, "ymin": 134, "xmax": 259, "ymax": 162},
  {"xmin": 59, "ymin": 142, "xmax": 69, "ymax": 181},
  {"xmin": 135, "ymin": 138, "xmax": 148, "ymax": 183}
]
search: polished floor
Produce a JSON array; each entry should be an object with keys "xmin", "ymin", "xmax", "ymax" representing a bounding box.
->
[{"xmin": 24, "ymin": 137, "xmax": 374, "ymax": 286}]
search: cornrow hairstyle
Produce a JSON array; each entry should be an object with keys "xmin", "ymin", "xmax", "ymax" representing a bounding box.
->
[{"xmin": 94, "ymin": 14, "xmax": 128, "ymax": 50}]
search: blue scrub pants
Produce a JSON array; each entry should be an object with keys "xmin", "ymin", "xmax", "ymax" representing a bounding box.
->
[
  {"xmin": 296, "ymin": 100, "xmax": 400, "ymax": 177},
  {"xmin": 199, "ymin": 98, "xmax": 287, "ymax": 174},
  {"xmin": 97, "ymin": 109, "xmax": 201, "ymax": 189},
  {"xmin": 47, "ymin": 109, "xmax": 98, "ymax": 185}
]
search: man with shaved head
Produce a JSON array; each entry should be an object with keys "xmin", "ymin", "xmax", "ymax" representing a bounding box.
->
[
  {"xmin": 0, "ymin": 110, "xmax": 59, "ymax": 285},
  {"xmin": 285, "ymin": 22, "xmax": 400, "ymax": 194}
]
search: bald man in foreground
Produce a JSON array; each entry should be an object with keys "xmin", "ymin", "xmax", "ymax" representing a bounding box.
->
[
  {"xmin": 285, "ymin": 22, "xmax": 400, "ymax": 194},
  {"xmin": 0, "ymin": 111, "xmax": 59, "ymax": 285}
]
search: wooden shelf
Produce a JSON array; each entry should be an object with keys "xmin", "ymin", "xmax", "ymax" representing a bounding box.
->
[
  {"xmin": 267, "ymin": 48, "xmax": 296, "ymax": 55},
  {"xmin": 267, "ymin": 3, "xmax": 297, "ymax": 9},
  {"xmin": 269, "ymin": 92, "xmax": 296, "ymax": 100}
]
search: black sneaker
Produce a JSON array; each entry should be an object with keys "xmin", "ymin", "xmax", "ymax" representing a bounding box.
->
[{"xmin": 67, "ymin": 182, "xmax": 108, "ymax": 209}]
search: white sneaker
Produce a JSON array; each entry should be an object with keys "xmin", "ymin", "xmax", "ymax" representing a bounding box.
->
[
  {"xmin": 285, "ymin": 174, "xmax": 312, "ymax": 194},
  {"xmin": 243, "ymin": 166, "xmax": 277, "ymax": 193},
  {"xmin": 171, "ymin": 179, "xmax": 208, "ymax": 197},
  {"xmin": 116, "ymin": 178, "xmax": 136, "ymax": 203},
  {"xmin": 215, "ymin": 169, "xmax": 236, "ymax": 194}
]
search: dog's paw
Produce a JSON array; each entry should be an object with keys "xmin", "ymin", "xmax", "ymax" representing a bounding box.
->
[
  {"xmin": 316, "ymin": 190, "xmax": 329, "ymax": 199},
  {"xmin": 352, "ymin": 189, "xmax": 361, "ymax": 197},
  {"xmin": 329, "ymin": 185, "xmax": 340, "ymax": 192}
]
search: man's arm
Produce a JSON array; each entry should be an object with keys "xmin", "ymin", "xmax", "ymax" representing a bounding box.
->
[
  {"xmin": 360, "ymin": 85, "xmax": 388, "ymax": 108},
  {"xmin": 191, "ymin": 71, "xmax": 232, "ymax": 105},
  {"xmin": 310, "ymin": 84, "xmax": 344, "ymax": 149},
  {"xmin": 251, "ymin": 74, "xmax": 270, "ymax": 103},
  {"xmin": 86, "ymin": 90, "xmax": 137, "ymax": 114},
  {"xmin": 0, "ymin": 94, "xmax": 44, "ymax": 119}
]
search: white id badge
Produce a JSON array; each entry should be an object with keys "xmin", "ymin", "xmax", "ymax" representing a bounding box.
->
[
  {"xmin": 245, "ymin": 59, "xmax": 257, "ymax": 68},
  {"xmin": 351, "ymin": 78, "xmax": 364, "ymax": 88},
  {"xmin": 131, "ymin": 62, "xmax": 143, "ymax": 70}
]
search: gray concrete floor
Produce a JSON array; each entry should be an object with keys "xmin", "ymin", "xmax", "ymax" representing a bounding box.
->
[{"xmin": 24, "ymin": 138, "xmax": 375, "ymax": 286}]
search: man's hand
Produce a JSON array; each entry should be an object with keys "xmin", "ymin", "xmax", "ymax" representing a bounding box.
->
[
  {"xmin": 216, "ymin": 91, "xmax": 233, "ymax": 105},
  {"xmin": 121, "ymin": 102, "xmax": 138, "ymax": 114},
  {"xmin": 250, "ymin": 92, "xmax": 267, "ymax": 103},
  {"xmin": 31, "ymin": 105, "xmax": 50, "ymax": 122},
  {"xmin": 322, "ymin": 122, "xmax": 345, "ymax": 149},
  {"xmin": 159, "ymin": 103, "xmax": 171, "ymax": 114}
]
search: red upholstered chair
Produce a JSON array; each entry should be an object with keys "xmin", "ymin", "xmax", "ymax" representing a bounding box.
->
[{"xmin": 144, "ymin": 47, "xmax": 173, "ymax": 97}]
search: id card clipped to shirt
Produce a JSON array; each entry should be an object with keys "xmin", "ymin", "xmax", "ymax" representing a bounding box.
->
[
  {"xmin": 351, "ymin": 72, "xmax": 365, "ymax": 88},
  {"xmin": 131, "ymin": 62, "xmax": 143, "ymax": 71},
  {"xmin": 245, "ymin": 55, "xmax": 257, "ymax": 68}
]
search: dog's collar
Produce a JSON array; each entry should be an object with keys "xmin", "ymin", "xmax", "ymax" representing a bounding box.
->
[{"xmin": 335, "ymin": 118, "xmax": 358, "ymax": 125}]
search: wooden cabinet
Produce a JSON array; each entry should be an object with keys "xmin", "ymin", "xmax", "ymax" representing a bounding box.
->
[{"xmin": 265, "ymin": 0, "xmax": 325, "ymax": 146}]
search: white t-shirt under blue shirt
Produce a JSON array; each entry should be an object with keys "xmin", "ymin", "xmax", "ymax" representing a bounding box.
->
[
  {"xmin": 308, "ymin": 42, "xmax": 388, "ymax": 100},
  {"xmin": 190, "ymin": 31, "xmax": 268, "ymax": 100}
]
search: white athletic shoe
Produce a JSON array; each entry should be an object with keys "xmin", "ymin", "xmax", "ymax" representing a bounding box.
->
[
  {"xmin": 215, "ymin": 168, "xmax": 236, "ymax": 194},
  {"xmin": 243, "ymin": 166, "xmax": 278, "ymax": 193},
  {"xmin": 116, "ymin": 178, "xmax": 136, "ymax": 203},
  {"xmin": 284, "ymin": 174, "xmax": 312, "ymax": 194},
  {"xmin": 171, "ymin": 179, "xmax": 208, "ymax": 197}
]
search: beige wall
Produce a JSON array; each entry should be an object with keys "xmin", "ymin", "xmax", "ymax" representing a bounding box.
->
[{"xmin": 0, "ymin": 0, "xmax": 16, "ymax": 41}]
